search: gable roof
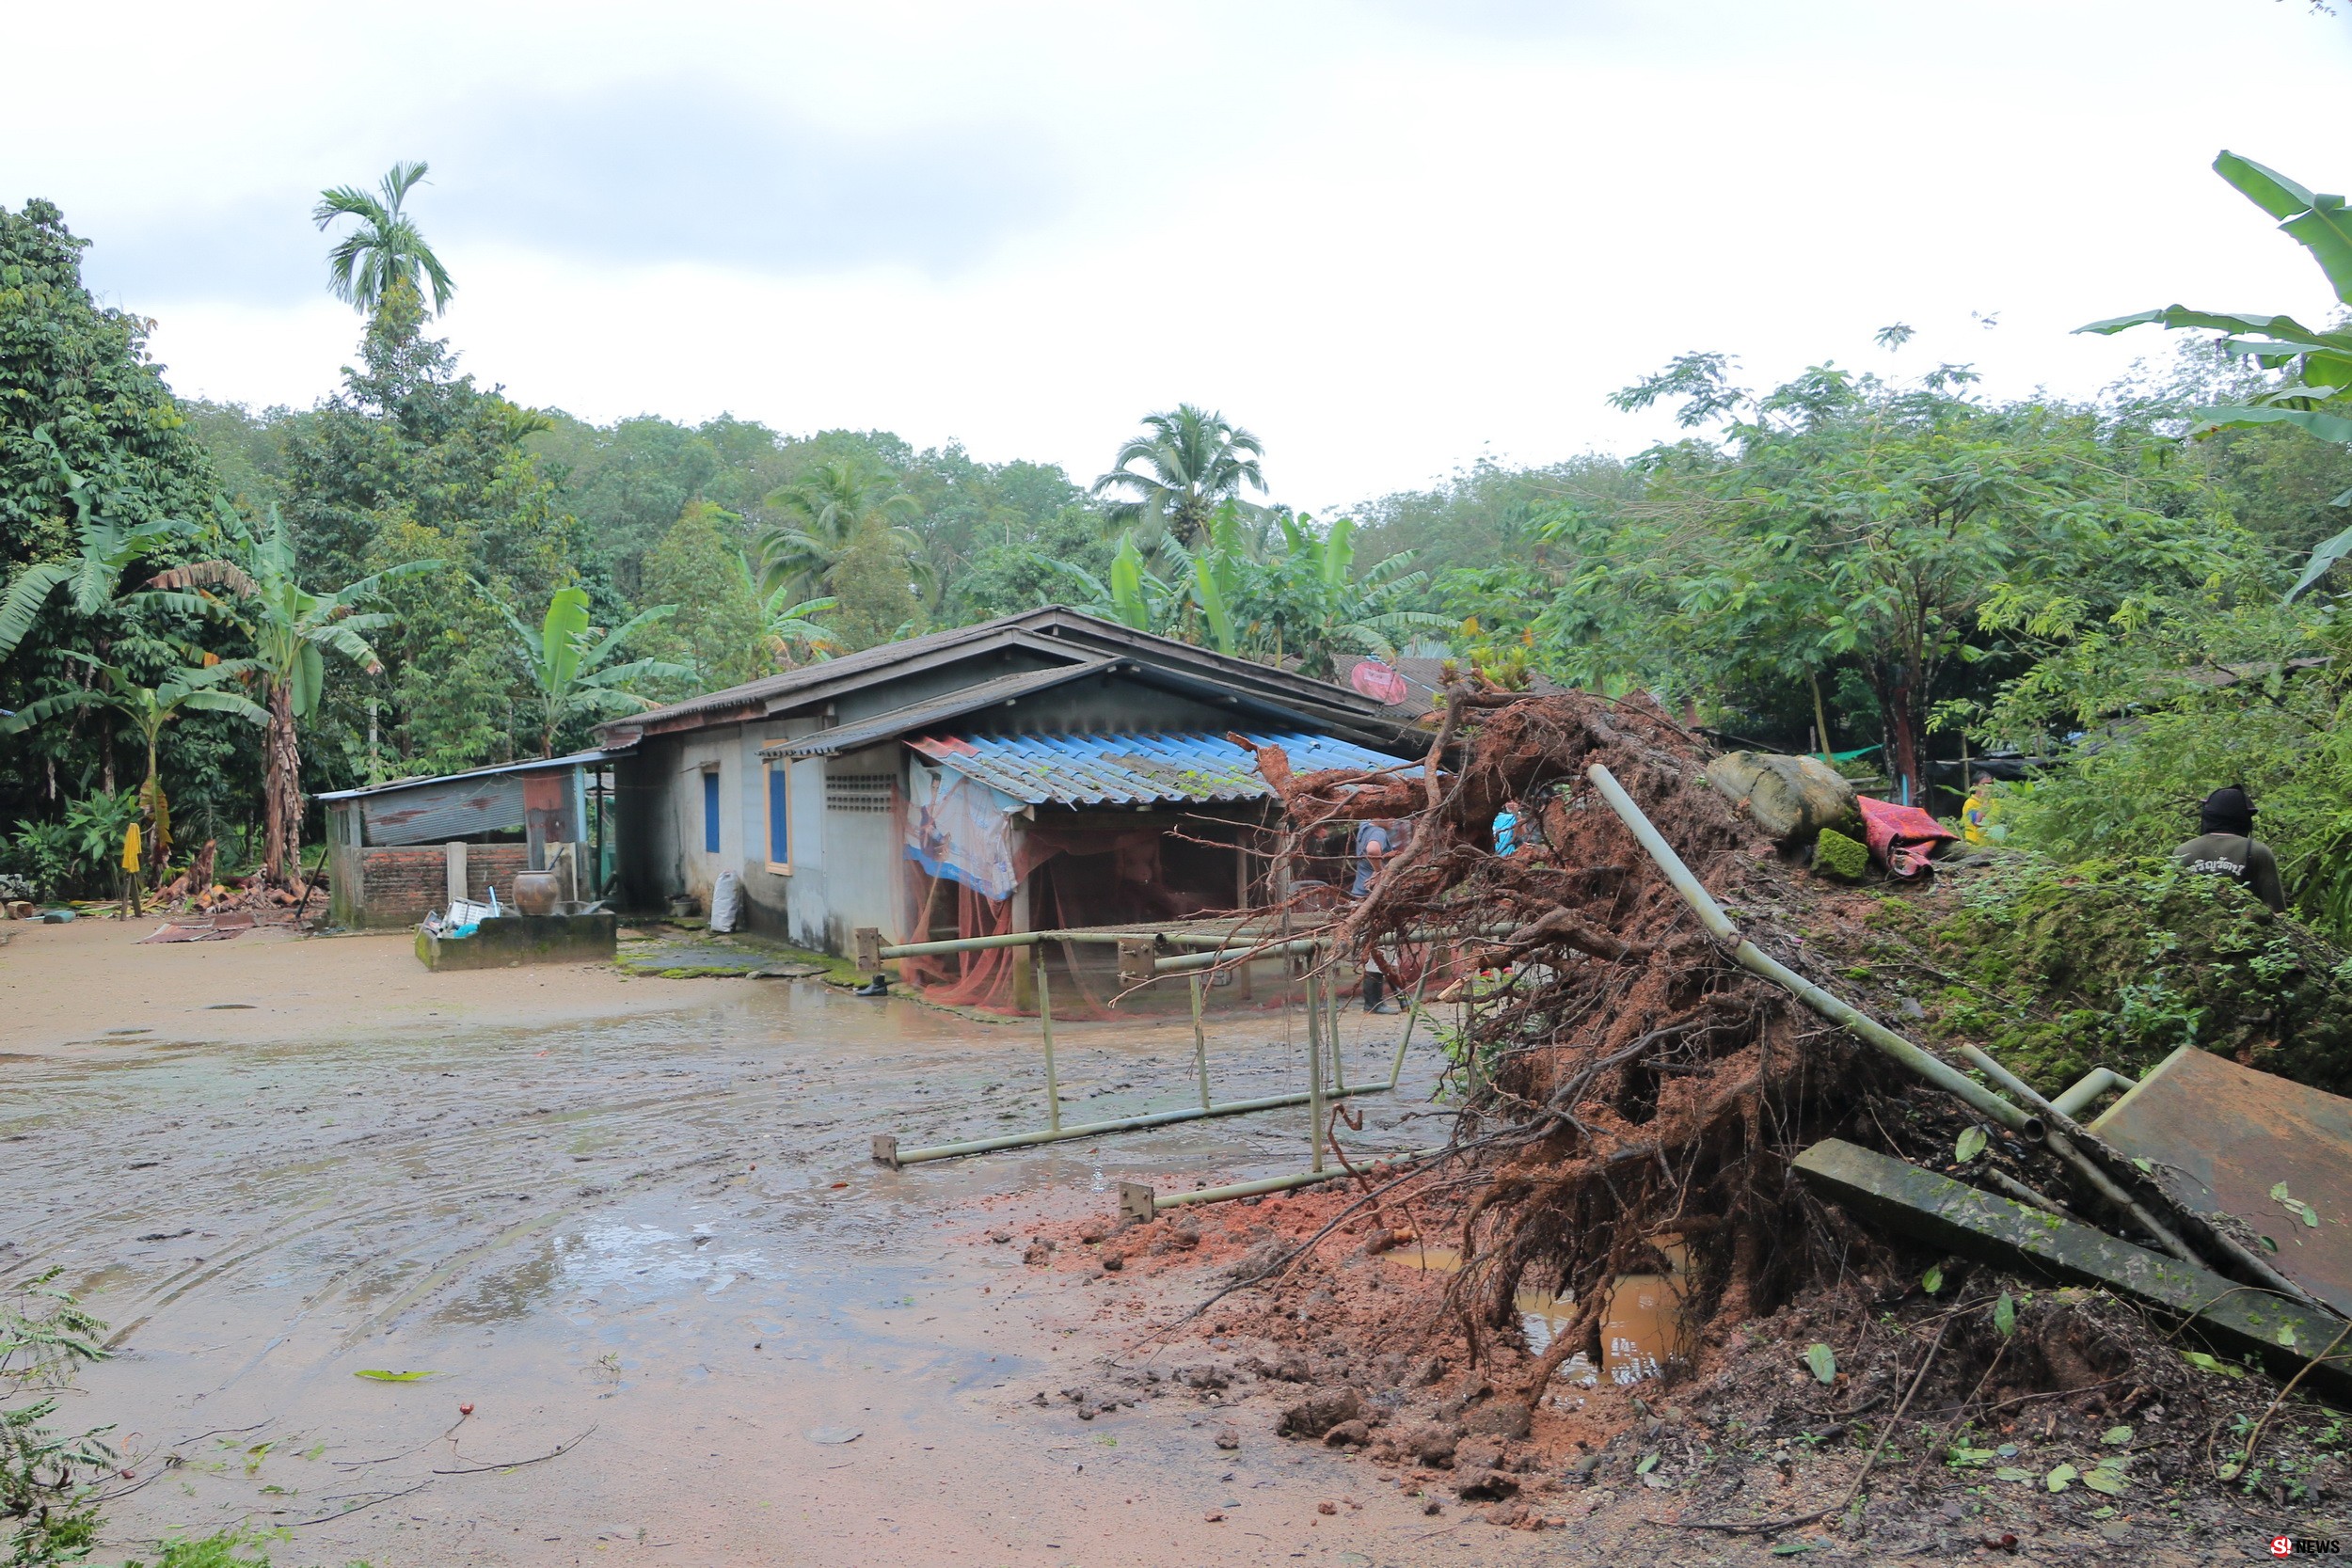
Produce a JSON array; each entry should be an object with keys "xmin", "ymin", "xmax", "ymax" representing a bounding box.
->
[{"xmin": 596, "ymin": 606, "xmax": 1409, "ymax": 750}]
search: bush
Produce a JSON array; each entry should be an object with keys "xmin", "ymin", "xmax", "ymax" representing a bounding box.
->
[{"xmin": 1918, "ymin": 852, "xmax": 2352, "ymax": 1097}]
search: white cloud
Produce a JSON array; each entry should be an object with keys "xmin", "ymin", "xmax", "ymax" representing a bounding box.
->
[{"xmin": 8, "ymin": 0, "xmax": 2349, "ymax": 510}]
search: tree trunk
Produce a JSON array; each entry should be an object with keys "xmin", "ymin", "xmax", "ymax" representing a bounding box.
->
[{"xmin": 262, "ymin": 681, "xmax": 302, "ymax": 888}]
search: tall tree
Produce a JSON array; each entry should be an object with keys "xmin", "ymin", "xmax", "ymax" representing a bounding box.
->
[
  {"xmin": 313, "ymin": 161, "xmax": 455, "ymax": 316},
  {"xmin": 150, "ymin": 506, "xmax": 424, "ymax": 885},
  {"xmin": 1091, "ymin": 405, "xmax": 1266, "ymax": 546},
  {"xmin": 752, "ymin": 456, "xmax": 923, "ymax": 603}
]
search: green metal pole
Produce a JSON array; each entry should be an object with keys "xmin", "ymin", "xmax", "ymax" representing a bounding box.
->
[
  {"xmin": 1037, "ymin": 951, "xmax": 1060, "ymax": 1135},
  {"xmin": 1305, "ymin": 970, "xmax": 1327, "ymax": 1173},
  {"xmin": 1388, "ymin": 964, "xmax": 1434, "ymax": 1091},
  {"xmin": 1190, "ymin": 973, "xmax": 1211, "ymax": 1111},
  {"xmin": 882, "ymin": 1084, "xmax": 1393, "ymax": 1166},
  {"xmin": 1328, "ymin": 966, "xmax": 1347, "ymax": 1095}
]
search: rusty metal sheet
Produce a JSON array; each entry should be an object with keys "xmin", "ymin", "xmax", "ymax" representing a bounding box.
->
[
  {"xmin": 2090, "ymin": 1044, "xmax": 2352, "ymax": 1317},
  {"xmin": 361, "ymin": 773, "xmax": 527, "ymax": 846}
]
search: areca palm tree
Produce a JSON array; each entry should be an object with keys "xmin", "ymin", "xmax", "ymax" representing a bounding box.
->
[
  {"xmin": 1091, "ymin": 406, "xmax": 1267, "ymax": 546},
  {"xmin": 149, "ymin": 504, "xmax": 435, "ymax": 885},
  {"xmin": 751, "ymin": 458, "xmax": 924, "ymax": 603},
  {"xmin": 502, "ymin": 588, "xmax": 693, "ymax": 758},
  {"xmin": 4, "ymin": 655, "xmax": 267, "ymax": 875},
  {"xmin": 313, "ymin": 161, "xmax": 455, "ymax": 316},
  {"xmin": 0, "ymin": 429, "xmax": 189, "ymax": 660}
]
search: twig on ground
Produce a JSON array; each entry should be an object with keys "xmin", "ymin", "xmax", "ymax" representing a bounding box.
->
[
  {"xmin": 292, "ymin": 1479, "xmax": 433, "ymax": 1527},
  {"xmin": 430, "ymin": 1423, "xmax": 596, "ymax": 1475}
]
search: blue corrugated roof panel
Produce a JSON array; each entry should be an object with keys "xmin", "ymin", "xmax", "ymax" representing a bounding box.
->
[{"xmin": 907, "ymin": 731, "xmax": 1414, "ymax": 807}]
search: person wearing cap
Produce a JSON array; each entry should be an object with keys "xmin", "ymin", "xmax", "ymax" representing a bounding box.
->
[{"xmin": 2172, "ymin": 784, "xmax": 2286, "ymax": 912}]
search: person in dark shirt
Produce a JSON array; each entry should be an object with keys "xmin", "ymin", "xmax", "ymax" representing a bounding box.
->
[{"xmin": 2172, "ymin": 784, "xmax": 2287, "ymax": 912}]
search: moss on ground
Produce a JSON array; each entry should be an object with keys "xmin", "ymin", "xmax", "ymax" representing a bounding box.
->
[
  {"xmin": 1810, "ymin": 827, "xmax": 1869, "ymax": 881},
  {"xmin": 1900, "ymin": 852, "xmax": 2352, "ymax": 1097}
]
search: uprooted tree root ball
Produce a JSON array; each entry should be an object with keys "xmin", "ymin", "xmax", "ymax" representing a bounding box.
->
[
  {"xmin": 1129, "ymin": 686, "xmax": 2352, "ymax": 1542},
  {"xmin": 1248, "ymin": 689, "xmax": 1961, "ymax": 1392}
]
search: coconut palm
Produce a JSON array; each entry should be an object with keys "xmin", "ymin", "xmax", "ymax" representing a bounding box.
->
[
  {"xmin": 1091, "ymin": 406, "xmax": 1267, "ymax": 546},
  {"xmin": 149, "ymin": 503, "xmax": 434, "ymax": 885},
  {"xmin": 3, "ymin": 655, "xmax": 267, "ymax": 877},
  {"xmin": 502, "ymin": 587, "xmax": 693, "ymax": 758},
  {"xmin": 751, "ymin": 458, "xmax": 924, "ymax": 603},
  {"xmin": 0, "ymin": 429, "xmax": 188, "ymax": 661},
  {"xmin": 313, "ymin": 161, "xmax": 456, "ymax": 316}
]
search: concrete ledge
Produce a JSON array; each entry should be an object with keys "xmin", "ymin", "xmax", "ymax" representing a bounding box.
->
[
  {"xmin": 1795, "ymin": 1137, "xmax": 2352, "ymax": 1397},
  {"xmin": 414, "ymin": 913, "xmax": 618, "ymax": 971}
]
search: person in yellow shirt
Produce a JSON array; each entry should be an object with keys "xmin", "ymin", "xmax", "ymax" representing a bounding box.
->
[{"xmin": 1961, "ymin": 772, "xmax": 2003, "ymax": 846}]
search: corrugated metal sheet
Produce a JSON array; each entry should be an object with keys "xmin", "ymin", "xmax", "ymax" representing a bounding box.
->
[
  {"xmin": 319, "ymin": 749, "xmax": 613, "ymax": 847},
  {"xmin": 907, "ymin": 731, "xmax": 1413, "ymax": 807}
]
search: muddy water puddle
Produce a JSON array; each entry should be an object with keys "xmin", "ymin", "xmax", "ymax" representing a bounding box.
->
[{"xmin": 2, "ymin": 962, "xmax": 1499, "ymax": 1565}]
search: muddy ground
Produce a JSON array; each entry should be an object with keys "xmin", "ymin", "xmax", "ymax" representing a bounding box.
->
[
  {"xmin": 1, "ymin": 916, "xmax": 1530, "ymax": 1567},
  {"xmin": 5, "ymin": 917, "xmax": 2335, "ymax": 1566}
]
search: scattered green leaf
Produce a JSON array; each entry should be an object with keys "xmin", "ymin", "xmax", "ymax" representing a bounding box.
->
[
  {"xmin": 1636, "ymin": 1452, "xmax": 1660, "ymax": 1474},
  {"xmin": 1770, "ymin": 1544, "xmax": 1812, "ymax": 1557},
  {"xmin": 2045, "ymin": 1463, "xmax": 2078, "ymax": 1492},
  {"xmin": 2082, "ymin": 1466, "xmax": 2129, "ymax": 1496},
  {"xmin": 1955, "ymin": 1127, "xmax": 1988, "ymax": 1163},
  {"xmin": 1921, "ymin": 1264, "xmax": 1944, "ymax": 1295},
  {"xmin": 2182, "ymin": 1349, "xmax": 2247, "ymax": 1379},
  {"xmin": 2101, "ymin": 1426, "xmax": 2133, "ymax": 1446},
  {"xmin": 354, "ymin": 1370, "xmax": 440, "ymax": 1383},
  {"xmin": 1994, "ymin": 1291, "xmax": 2016, "ymax": 1338},
  {"xmin": 1804, "ymin": 1343, "xmax": 1836, "ymax": 1385},
  {"xmin": 1994, "ymin": 1465, "xmax": 2037, "ymax": 1482}
]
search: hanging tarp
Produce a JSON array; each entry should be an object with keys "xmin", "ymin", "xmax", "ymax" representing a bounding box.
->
[{"xmin": 903, "ymin": 764, "xmax": 1020, "ymax": 900}]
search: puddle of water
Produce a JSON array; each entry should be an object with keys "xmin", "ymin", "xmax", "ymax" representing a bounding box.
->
[{"xmin": 1383, "ymin": 1234, "xmax": 1686, "ymax": 1386}]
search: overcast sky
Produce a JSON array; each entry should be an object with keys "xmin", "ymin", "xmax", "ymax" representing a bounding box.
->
[{"xmin": 8, "ymin": 1, "xmax": 2351, "ymax": 511}]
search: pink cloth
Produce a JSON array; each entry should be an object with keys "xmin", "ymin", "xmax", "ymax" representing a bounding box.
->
[{"xmin": 1856, "ymin": 795, "xmax": 1958, "ymax": 878}]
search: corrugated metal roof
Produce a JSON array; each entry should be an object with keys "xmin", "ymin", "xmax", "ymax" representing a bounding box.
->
[
  {"xmin": 315, "ymin": 749, "xmax": 616, "ymax": 802},
  {"xmin": 759, "ymin": 661, "xmax": 1115, "ymax": 759},
  {"xmin": 907, "ymin": 731, "xmax": 1414, "ymax": 807},
  {"xmin": 595, "ymin": 607, "xmax": 1401, "ymax": 745}
]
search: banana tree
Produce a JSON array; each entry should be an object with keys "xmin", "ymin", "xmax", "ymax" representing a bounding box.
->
[
  {"xmin": 2080, "ymin": 151, "xmax": 2352, "ymax": 598},
  {"xmin": 502, "ymin": 587, "xmax": 693, "ymax": 758},
  {"xmin": 0, "ymin": 429, "xmax": 188, "ymax": 661},
  {"xmin": 1251, "ymin": 514, "xmax": 1452, "ymax": 680},
  {"xmin": 149, "ymin": 503, "xmax": 432, "ymax": 886},
  {"xmin": 3, "ymin": 655, "xmax": 266, "ymax": 877}
]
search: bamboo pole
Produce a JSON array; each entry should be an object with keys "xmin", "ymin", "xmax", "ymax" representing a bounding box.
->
[
  {"xmin": 1037, "ymin": 952, "xmax": 1060, "ymax": 1135},
  {"xmin": 1191, "ymin": 973, "xmax": 1211, "ymax": 1111},
  {"xmin": 1306, "ymin": 971, "xmax": 1327, "ymax": 1174},
  {"xmin": 875, "ymin": 1084, "xmax": 1393, "ymax": 1167}
]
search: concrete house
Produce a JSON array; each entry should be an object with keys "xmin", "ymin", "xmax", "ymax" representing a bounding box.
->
[{"xmin": 594, "ymin": 608, "xmax": 1418, "ymax": 979}]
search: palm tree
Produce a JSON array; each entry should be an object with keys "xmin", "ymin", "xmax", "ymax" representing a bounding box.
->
[
  {"xmin": 313, "ymin": 161, "xmax": 456, "ymax": 316},
  {"xmin": 1092, "ymin": 406, "xmax": 1267, "ymax": 546},
  {"xmin": 0, "ymin": 429, "xmax": 188, "ymax": 661},
  {"xmin": 751, "ymin": 458, "xmax": 924, "ymax": 603},
  {"xmin": 149, "ymin": 504, "xmax": 434, "ymax": 885},
  {"xmin": 4, "ymin": 655, "xmax": 267, "ymax": 878},
  {"xmin": 503, "ymin": 588, "xmax": 693, "ymax": 758}
]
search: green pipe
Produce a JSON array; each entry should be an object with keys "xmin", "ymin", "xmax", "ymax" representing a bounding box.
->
[
  {"xmin": 884, "ymin": 1084, "xmax": 1392, "ymax": 1166},
  {"xmin": 881, "ymin": 930, "xmax": 1039, "ymax": 959},
  {"xmin": 1305, "ymin": 971, "xmax": 1327, "ymax": 1173},
  {"xmin": 1388, "ymin": 966, "xmax": 1434, "ymax": 1091},
  {"xmin": 1584, "ymin": 763, "xmax": 2046, "ymax": 1142},
  {"xmin": 2050, "ymin": 1066, "xmax": 2137, "ymax": 1120},
  {"xmin": 1190, "ymin": 974, "xmax": 1211, "ymax": 1112},
  {"xmin": 1037, "ymin": 953, "xmax": 1060, "ymax": 1135},
  {"xmin": 1153, "ymin": 938, "xmax": 1325, "ymax": 974}
]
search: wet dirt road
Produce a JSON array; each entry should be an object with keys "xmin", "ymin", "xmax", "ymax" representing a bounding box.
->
[{"xmin": 0, "ymin": 921, "xmax": 1557, "ymax": 1567}]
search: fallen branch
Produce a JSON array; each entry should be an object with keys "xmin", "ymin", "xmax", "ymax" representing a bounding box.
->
[{"xmin": 430, "ymin": 1422, "xmax": 597, "ymax": 1475}]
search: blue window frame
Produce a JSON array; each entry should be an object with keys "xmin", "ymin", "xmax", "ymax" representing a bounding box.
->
[
  {"xmin": 702, "ymin": 768, "xmax": 721, "ymax": 854},
  {"xmin": 766, "ymin": 764, "xmax": 790, "ymax": 869}
]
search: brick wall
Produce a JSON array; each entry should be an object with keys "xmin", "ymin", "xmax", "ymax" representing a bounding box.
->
[{"xmin": 351, "ymin": 844, "xmax": 535, "ymax": 927}]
